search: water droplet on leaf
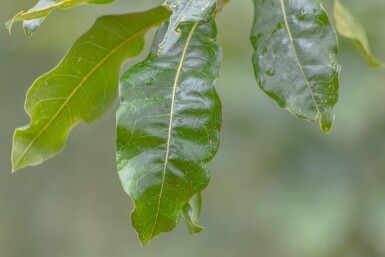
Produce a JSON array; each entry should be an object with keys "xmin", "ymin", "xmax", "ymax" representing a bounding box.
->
[
  {"xmin": 145, "ymin": 78, "xmax": 155, "ymax": 85},
  {"xmin": 251, "ymin": 34, "xmax": 263, "ymax": 45},
  {"xmin": 297, "ymin": 9, "xmax": 305, "ymax": 21},
  {"xmin": 266, "ymin": 69, "xmax": 275, "ymax": 76}
]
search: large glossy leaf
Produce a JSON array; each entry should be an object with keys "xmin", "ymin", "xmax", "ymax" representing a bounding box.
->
[
  {"xmin": 251, "ymin": 0, "xmax": 341, "ymax": 132},
  {"xmin": 334, "ymin": 0, "xmax": 383, "ymax": 67},
  {"xmin": 6, "ymin": 0, "xmax": 114, "ymax": 37},
  {"xmin": 116, "ymin": 19, "xmax": 222, "ymax": 244},
  {"xmin": 158, "ymin": 0, "xmax": 216, "ymax": 55},
  {"xmin": 12, "ymin": 6, "xmax": 171, "ymax": 172}
]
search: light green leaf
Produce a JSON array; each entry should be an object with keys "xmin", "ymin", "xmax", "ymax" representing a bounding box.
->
[
  {"xmin": 334, "ymin": 0, "xmax": 383, "ymax": 67},
  {"xmin": 158, "ymin": 0, "xmax": 216, "ymax": 55},
  {"xmin": 116, "ymin": 19, "xmax": 222, "ymax": 244},
  {"xmin": 6, "ymin": 0, "xmax": 114, "ymax": 36},
  {"xmin": 251, "ymin": 0, "xmax": 341, "ymax": 132},
  {"xmin": 182, "ymin": 192, "xmax": 204, "ymax": 235},
  {"xmin": 12, "ymin": 6, "xmax": 171, "ymax": 172}
]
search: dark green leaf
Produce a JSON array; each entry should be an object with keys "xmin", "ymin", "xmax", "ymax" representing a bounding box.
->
[
  {"xmin": 251, "ymin": 0, "xmax": 340, "ymax": 132},
  {"xmin": 334, "ymin": 0, "xmax": 383, "ymax": 67},
  {"xmin": 6, "ymin": 0, "xmax": 114, "ymax": 36},
  {"xmin": 12, "ymin": 6, "xmax": 171, "ymax": 171},
  {"xmin": 159, "ymin": 0, "xmax": 216, "ymax": 55},
  {"xmin": 116, "ymin": 20, "xmax": 222, "ymax": 244}
]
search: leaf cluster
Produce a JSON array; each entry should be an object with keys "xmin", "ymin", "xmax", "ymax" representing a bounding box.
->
[{"xmin": 4, "ymin": 0, "xmax": 384, "ymax": 244}]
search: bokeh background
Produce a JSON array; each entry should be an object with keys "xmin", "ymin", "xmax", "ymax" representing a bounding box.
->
[{"xmin": 1, "ymin": 0, "xmax": 385, "ymax": 256}]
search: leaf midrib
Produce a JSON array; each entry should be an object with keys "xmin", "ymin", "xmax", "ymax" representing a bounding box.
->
[
  {"xmin": 279, "ymin": 0, "xmax": 322, "ymax": 119},
  {"xmin": 13, "ymin": 17, "xmax": 166, "ymax": 171},
  {"xmin": 150, "ymin": 22, "xmax": 199, "ymax": 239}
]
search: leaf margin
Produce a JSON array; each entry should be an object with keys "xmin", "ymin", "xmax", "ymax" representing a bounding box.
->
[{"xmin": 12, "ymin": 6, "xmax": 172, "ymax": 172}]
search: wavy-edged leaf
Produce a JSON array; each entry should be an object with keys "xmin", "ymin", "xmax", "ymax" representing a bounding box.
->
[
  {"xmin": 334, "ymin": 0, "xmax": 383, "ymax": 67},
  {"xmin": 251, "ymin": 0, "xmax": 341, "ymax": 132},
  {"xmin": 12, "ymin": 6, "xmax": 171, "ymax": 172},
  {"xmin": 5, "ymin": 0, "xmax": 114, "ymax": 37},
  {"xmin": 158, "ymin": 0, "xmax": 216, "ymax": 55},
  {"xmin": 116, "ymin": 20, "xmax": 222, "ymax": 244}
]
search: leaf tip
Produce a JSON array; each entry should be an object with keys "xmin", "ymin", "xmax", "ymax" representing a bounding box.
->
[
  {"xmin": 319, "ymin": 114, "xmax": 335, "ymax": 134},
  {"xmin": 24, "ymin": 28, "xmax": 35, "ymax": 38},
  {"xmin": 11, "ymin": 131, "xmax": 31, "ymax": 172},
  {"xmin": 11, "ymin": 156, "xmax": 24, "ymax": 173},
  {"xmin": 5, "ymin": 11, "xmax": 24, "ymax": 34},
  {"xmin": 5, "ymin": 20, "xmax": 13, "ymax": 34},
  {"xmin": 138, "ymin": 234, "xmax": 151, "ymax": 246},
  {"xmin": 186, "ymin": 223, "xmax": 205, "ymax": 236},
  {"xmin": 11, "ymin": 153, "xmax": 24, "ymax": 173}
]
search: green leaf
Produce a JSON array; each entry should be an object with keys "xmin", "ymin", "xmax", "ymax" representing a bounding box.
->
[
  {"xmin": 116, "ymin": 19, "xmax": 222, "ymax": 244},
  {"xmin": 182, "ymin": 192, "xmax": 204, "ymax": 235},
  {"xmin": 333, "ymin": 0, "xmax": 383, "ymax": 67},
  {"xmin": 12, "ymin": 6, "xmax": 171, "ymax": 172},
  {"xmin": 5, "ymin": 0, "xmax": 114, "ymax": 37},
  {"xmin": 250, "ymin": 0, "xmax": 341, "ymax": 132},
  {"xmin": 158, "ymin": 0, "xmax": 216, "ymax": 55}
]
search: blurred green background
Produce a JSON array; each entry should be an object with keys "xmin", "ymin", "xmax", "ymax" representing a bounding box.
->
[{"xmin": 1, "ymin": 0, "xmax": 385, "ymax": 256}]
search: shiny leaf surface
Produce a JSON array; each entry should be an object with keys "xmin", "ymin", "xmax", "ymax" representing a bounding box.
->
[
  {"xmin": 116, "ymin": 20, "xmax": 222, "ymax": 244},
  {"xmin": 5, "ymin": 0, "xmax": 114, "ymax": 36},
  {"xmin": 158, "ymin": 0, "xmax": 216, "ymax": 55},
  {"xmin": 12, "ymin": 6, "xmax": 171, "ymax": 171},
  {"xmin": 251, "ymin": 0, "xmax": 341, "ymax": 132},
  {"xmin": 334, "ymin": 0, "xmax": 383, "ymax": 67}
]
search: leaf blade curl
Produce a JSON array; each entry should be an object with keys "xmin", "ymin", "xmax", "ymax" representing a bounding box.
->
[
  {"xmin": 182, "ymin": 192, "xmax": 205, "ymax": 235},
  {"xmin": 116, "ymin": 19, "xmax": 222, "ymax": 244},
  {"xmin": 251, "ymin": 0, "xmax": 341, "ymax": 132},
  {"xmin": 6, "ymin": 0, "xmax": 114, "ymax": 36},
  {"xmin": 12, "ymin": 6, "xmax": 171, "ymax": 171}
]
